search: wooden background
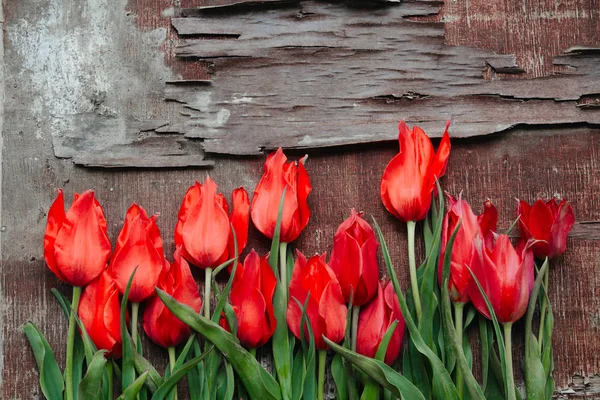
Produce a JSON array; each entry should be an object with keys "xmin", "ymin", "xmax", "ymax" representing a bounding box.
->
[{"xmin": 1, "ymin": 0, "xmax": 599, "ymax": 399}]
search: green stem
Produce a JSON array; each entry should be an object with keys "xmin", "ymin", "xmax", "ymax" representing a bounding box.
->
[
  {"xmin": 504, "ymin": 323, "xmax": 516, "ymax": 400},
  {"xmin": 106, "ymin": 360, "xmax": 113, "ymax": 400},
  {"xmin": 537, "ymin": 266, "xmax": 549, "ymax": 353},
  {"xmin": 351, "ymin": 306, "xmax": 360, "ymax": 352},
  {"xmin": 407, "ymin": 221, "xmax": 422, "ymax": 321},
  {"xmin": 454, "ymin": 302, "xmax": 465, "ymax": 400},
  {"xmin": 131, "ymin": 302, "xmax": 139, "ymax": 350},
  {"xmin": 280, "ymin": 242, "xmax": 288, "ymax": 294},
  {"xmin": 168, "ymin": 347, "xmax": 178, "ymax": 400},
  {"xmin": 65, "ymin": 286, "xmax": 82, "ymax": 400},
  {"xmin": 317, "ymin": 350, "xmax": 327, "ymax": 400},
  {"xmin": 249, "ymin": 348, "xmax": 257, "ymax": 358},
  {"xmin": 204, "ymin": 267, "xmax": 213, "ymax": 318}
]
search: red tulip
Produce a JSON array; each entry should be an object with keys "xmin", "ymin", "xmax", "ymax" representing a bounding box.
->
[
  {"xmin": 143, "ymin": 248, "xmax": 202, "ymax": 348},
  {"xmin": 108, "ymin": 204, "xmax": 165, "ymax": 303},
  {"xmin": 517, "ymin": 198, "xmax": 575, "ymax": 259},
  {"xmin": 175, "ymin": 177, "xmax": 249, "ymax": 269},
  {"xmin": 44, "ymin": 189, "xmax": 111, "ymax": 287},
  {"xmin": 468, "ymin": 235, "xmax": 535, "ymax": 324},
  {"xmin": 380, "ymin": 121, "xmax": 451, "ymax": 222},
  {"xmin": 78, "ymin": 272, "xmax": 123, "ymax": 358},
  {"xmin": 251, "ymin": 148, "xmax": 312, "ymax": 243},
  {"xmin": 438, "ymin": 196, "xmax": 498, "ymax": 303},
  {"xmin": 329, "ymin": 209, "xmax": 379, "ymax": 306},
  {"xmin": 219, "ymin": 250, "xmax": 277, "ymax": 348},
  {"xmin": 356, "ymin": 281, "xmax": 404, "ymax": 365},
  {"xmin": 287, "ymin": 252, "xmax": 347, "ymax": 350}
]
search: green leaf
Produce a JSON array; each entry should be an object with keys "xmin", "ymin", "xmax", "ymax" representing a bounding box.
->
[
  {"xmin": 24, "ymin": 322, "xmax": 65, "ymax": 400},
  {"xmin": 331, "ymin": 354, "xmax": 348, "ymax": 400},
  {"xmin": 478, "ymin": 316, "xmax": 489, "ymax": 391},
  {"xmin": 212, "ymin": 226, "xmax": 238, "ymax": 323},
  {"xmin": 118, "ymin": 372, "xmax": 149, "ymax": 400},
  {"xmin": 360, "ymin": 321, "xmax": 398, "ymax": 400},
  {"xmin": 156, "ymin": 288, "xmax": 282, "ymax": 400},
  {"xmin": 78, "ymin": 351, "xmax": 107, "ymax": 400},
  {"xmin": 133, "ymin": 351, "xmax": 164, "ymax": 393},
  {"xmin": 121, "ymin": 269, "xmax": 138, "ymax": 391},
  {"xmin": 325, "ymin": 339, "xmax": 426, "ymax": 400},
  {"xmin": 291, "ymin": 351, "xmax": 306, "ymax": 400},
  {"xmin": 524, "ymin": 259, "xmax": 549, "ymax": 400},
  {"xmin": 372, "ymin": 218, "xmax": 460, "ymax": 400},
  {"xmin": 51, "ymin": 288, "xmax": 71, "ymax": 320},
  {"xmin": 440, "ymin": 221, "xmax": 486, "ymax": 400},
  {"xmin": 173, "ymin": 334, "xmax": 197, "ymax": 372},
  {"xmin": 269, "ymin": 189, "xmax": 292, "ymax": 400},
  {"xmin": 151, "ymin": 347, "xmax": 213, "ymax": 400},
  {"xmin": 224, "ymin": 360, "xmax": 235, "ymax": 400}
]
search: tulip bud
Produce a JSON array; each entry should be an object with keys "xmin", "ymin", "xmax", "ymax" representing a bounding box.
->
[
  {"xmin": 468, "ymin": 235, "xmax": 535, "ymax": 324},
  {"xmin": 108, "ymin": 203, "xmax": 165, "ymax": 303},
  {"xmin": 251, "ymin": 148, "xmax": 312, "ymax": 243},
  {"xmin": 329, "ymin": 209, "xmax": 379, "ymax": 306},
  {"xmin": 43, "ymin": 189, "xmax": 112, "ymax": 287},
  {"xmin": 175, "ymin": 177, "xmax": 250, "ymax": 269},
  {"xmin": 286, "ymin": 251, "xmax": 347, "ymax": 350},
  {"xmin": 438, "ymin": 195, "xmax": 498, "ymax": 303},
  {"xmin": 356, "ymin": 281, "xmax": 405, "ymax": 365},
  {"xmin": 220, "ymin": 250, "xmax": 277, "ymax": 349},
  {"xmin": 517, "ymin": 198, "xmax": 575, "ymax": 259},
  {"xmin": 78, "ymin": 272, "xmax": 123, "ymax": 358},
  {"xmin": 143, "ymin": 248, "xmax": 202, "ymax": 348},
  {"xmin": 380, "ymin": 121, "xmax": 451, "ymax": 222}
]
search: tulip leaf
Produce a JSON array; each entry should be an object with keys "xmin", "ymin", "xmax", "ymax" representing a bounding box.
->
[
  {"xmin": 118, "ymin": 371, "xmax": 148, "ymax": 400},
  {"xmin": 78, "ymin": 350, "xmax": 107, "ymax": 400},
  {"xmin": 360, "ymin": 321, "xmax": 398, "ymax": 400},
  {"xmin": 419, "ymin": 180, "xmax": 445, "ymax": 350},
  {"xmin": 372, "ymin": 217, "xmax": 459, "ymax": 400},
  {"xmin": 331, "ymin": 354, "xmax": 348, "ymax": 400},
  {"xmin": 524, "ymin": 258, "xmax": 549, "ymax": 400},
  {"xmin": 173, "ymin": 334, "xmax": 197, "ymax": 372},
  {"xmin": 120, "ymin": 269, "xmax": 138, "ymax": 394},
  {"xmin": 24, "ymin": 322, "xmax": 65, "ymax": 400},
  {"xmin": 296, "ymin": 296, "xmax": 317, "ymax": 400},
  {"xmin": 151, "ymin": 347, "xmax": 213, "ymax": 400},
  {"xmin": 291, "ymin": 351, "xmax": 306, "ymax": 400},
  {"xmin": 51, "ymin": 288, "xmax": 71, "ymax": 320},
  {"xmin": 133, "ymin": 351, "xmax": 164, "ymax": 393},
  {"xmin": 156, "ymin": 288, "xmax": 282, "ymax": 400},
  {"xmin": 212, "ymin": 225, "xmax": 238, "ymax": 324},
  {"xmin": 325, "ymin": 338, "xmax": 425, "ymax": 400},
  {"xmin": 269, "ymin": 189, "xmax": 293, "ymax": 400},
  {"xmin": 440, "ymin": 221, "xmax": 486, "ymax": 400}
]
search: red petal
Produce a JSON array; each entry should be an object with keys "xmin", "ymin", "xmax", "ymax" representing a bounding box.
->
[
  {"xmin": 54, "ymin": 191, "xmax": 111, "ymax": 286},
  {"xmin": 181, "ymin": 177, "xmax": 231, "ymax": 268},
  {"xmin": 356, "ymin": 282, "xmax": 385, "ymax": 358},
  {"xmin": 174, "ymin": 183, "xmax": 201, "ymax": 248},
  {"xmin": 318, "ymin": 280, "xmax": 347, "ymax": 349},
  {"xmin": 548, "ymin": 200, "xmax": 575, "ymax": 259},
  {"xmin": 429, "ymin": 121, "xmax": 451, "ymax": 180},
  {"xmin": 44, "ymin": 190, "xmax": 67, "ymax": 281},
  {"xmin": 283, "ymin": 157, "xmax": 312, "ymax": 243},
  {"xmin": 228, "ymin": 187, "xmax": 250, "ymax": 258}
]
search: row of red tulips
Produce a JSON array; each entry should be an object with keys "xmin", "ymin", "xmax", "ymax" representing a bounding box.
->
[{"xmin": 32, "ymin": 121, "xmax": 574, "ymax": 400}]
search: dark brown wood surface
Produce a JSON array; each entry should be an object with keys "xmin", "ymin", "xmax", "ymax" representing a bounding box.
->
[{"xmin": 2, "ymin": 0, "xmax": 600, "ymax": 399}]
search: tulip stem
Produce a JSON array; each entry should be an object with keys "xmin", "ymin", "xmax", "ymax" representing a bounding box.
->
[
  {"xmin": 249, "ymin": 348, "xmax": 257, "ymax": 358},
  {"xmin": 351, "ymin": 306, "xmax": 360, "ymax": 352},
  {"xmin": 454, "ymin": 302, "xmax": 465, "ymax": 399},
  {"xmin": 407, "ymin": 221, "xmax": 422, "ymax": 321},
  {"xmin": 204, "ymin": 267, "xmax": 213, "ymax": 318},
  {"xmin": 279, "ymin": 242, "xmax": 288, "ymax": 293},
  {"xmin": 131, "ymin": 302, "xmax": 139, "ymax": 350},
  {"xmin": 317, "ymin": 350, "xmax": 327, "ymax": 400},
  {"xmin": 504, "ymin": 322, "xmax": 516, "ymax": 400},
  {"xmin": 168, "ymin": 347, "xmax": 178, "ymax": 400},
  {"xmin": 65, "ymin": 286, "xmax": 82, "ymax": 400},
  {"xmin": 106, "ymin": 361, "xmax": 113, "ymax": 400},
  {"xmin": 537, "ymin": 265, "xmax": 549, "ymax": 353}
]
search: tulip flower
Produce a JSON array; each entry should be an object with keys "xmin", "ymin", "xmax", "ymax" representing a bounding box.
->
[
  {"xmin": 439, "ymin": 195, "xmax": 498, "ymax": 304},
  {"xmin": 251, "ymin": 147, "xmax": 312, "ymax": 244},
  {"xmin": 517, "ymin": 198, "xmax": 575, "ymax": 260},
  {"xmin": 143, "ymin": 248, "xmax": 202, "ymax": 349},
  {"xmin": 380, "ymin": 121, "xmax": 450, "ymax": 321},
  {"xmin": 44, "ymin": 189, "xmax": 111, "ymax": 287},
  {"xmin": 356, "ymin": 281, "xmax": 404, "ymax": 365},
  {"xmin": 175, "ymin": 177, "xmax": 249, "ymax": 270},
  {"xmin": 329, "ymin": 209, "xmax": 379, "ymax": 307},
  {"xmin": 108, "ymin": 203, "xmax": 165, "ymax": 303},
  {"xmin": 286, "ymin": 252, "xmax": 347, "ymax": 350},
  {"xmin": 380, "ymin": 121, "xmax": 451, "ymax": 223},
  {"xmin": 219, "ymin": 250, "xmax": 277, "ymax": 349},
  {"xmin": 78, "ymin": 271, "xmax": 123, "ymax": 358},
  {"xmin": 468, "ymin": 234, "xmax": 534, "ymax": 400}
]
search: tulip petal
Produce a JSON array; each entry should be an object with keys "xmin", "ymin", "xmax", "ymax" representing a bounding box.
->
[
  {"xmin": 429, "ymin": 121, "xmax": 451, "ymax": 180},
  {"xmin": 44, "ymin": 190, "xmax": 67, "ymax": 282},
  {"xmin": 174, "ymin": 183, "xmax": 201, "ymax": 248},
  {"xmin": 228, "ymin": 187, "xmax": 250, "ymax": 257},
  {"xmin": 318, "ymin": 281, "xmax": 347, "ymax": 349},
  {"xmin": 356, "ymin": 283, "xmax": 386, "ymax": 359},
  {"xmin": 53, "ymin": 191, "xmax": 111, "ymax": 287},
  {"xmin": 549, "ymin": 200, "xmax": 575, "ymax": 258}
]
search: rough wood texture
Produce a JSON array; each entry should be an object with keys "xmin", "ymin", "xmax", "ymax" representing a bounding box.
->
[{"xmin": 2, "ymin": 0, "xmax": 600, "ymax": 399}]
